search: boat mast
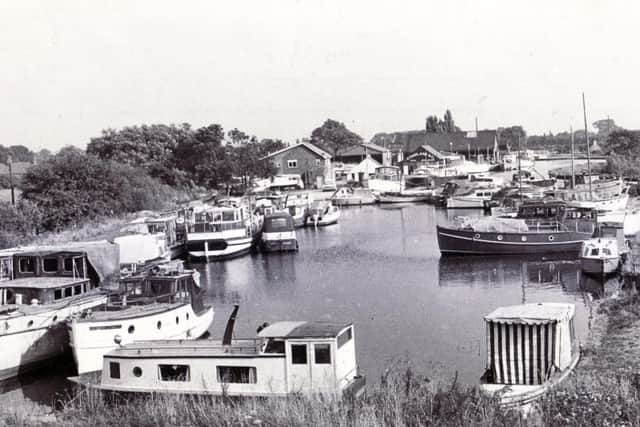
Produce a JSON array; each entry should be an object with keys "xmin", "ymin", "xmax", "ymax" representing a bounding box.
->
[
  {"xmin": 582, "ymin": 92, "xmax": 593, "ymax": 200},
  {"xmin": 570, "ymin": 126, "xmax": 575, "ymax": 189},
  {"xmin": 518, "ymin": 134, "xmax": 523, "ymax": 203}
]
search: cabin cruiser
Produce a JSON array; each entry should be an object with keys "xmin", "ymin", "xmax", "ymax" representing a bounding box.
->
[
  {"xmin": 437, "ymin": 200, "xmax": 597, "ymax": 255},
  {"xmin": 260, "ymin": 212, "xmax": 298, "ymax": 252},
  {"xmin": 445, "ymin": 186, "xmax": 501, "ymax": 209},
  {"xmin": 184, "ymin": 205, "xmax": 254, "ymax": 261},
  {"xmin": 368, "ymin": 166, "xmax": 402, "ymax": 194},
  {"xmin": 0, "ymin": 250, "xmax": 108, "ymax": 381},
  {"xmin": 331, "ymin": 187, "xmax": 374, "ymax": 206},
  {"xmin": 69, "ymin": 306, "xmax": 366, "ymax": 399},
  {"xmin": 69, "ymin": 260, "xmax": 214, "ymax": 374},
  {"xmin": 501, "ymin": 153, "xmax": 534, "ymax": 171},
  {"xmin": 283, "ymin": 193, "xmax": 313, "ymax": 228},
  {"xmin": 306, "ymin": 201, "xmax": 340, "ymax": 227},
  {"xmin": 480, "ymin": 303, "xmax": 579, "ymax": 407},
  {"xmin": 580, "ymin": 224, "xmax": 628, "ymax": 276}
]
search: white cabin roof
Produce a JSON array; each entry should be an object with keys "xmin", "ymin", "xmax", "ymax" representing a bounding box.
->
[
  {"xmin": 485, "ymin": 303, "xmax": 575, "ymax": 325},
  {"xmin": 257, "ymin": 321, "xmax": 352, "ymax": 339}
]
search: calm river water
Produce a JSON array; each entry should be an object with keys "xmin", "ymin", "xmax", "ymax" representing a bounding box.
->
[{"xmin": 1, "ymin": 158, "xmax": 613, "ymax": 410}]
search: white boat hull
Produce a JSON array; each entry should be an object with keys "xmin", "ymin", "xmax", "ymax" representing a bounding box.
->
[
  {"xmin": 186, "ymin": 233, "xmax": 253, "ymax": 260},
  {"xmin": 0, "ymin": 294, "xmax": 107, "ymax": 381},
  {"xmin": 306, "ymin": 213, "xmax": 339, "ymax": 227},
  {"xmin": 580, "ymin": 256, "xmax": 620, "ymax": 276},
  {"xmin": 70, "ymin": 304, "xmax": 214, "ymax": 375},
  {"xmin": 446, "ymin": 197, "xmax": 488, "ymax": 209}
]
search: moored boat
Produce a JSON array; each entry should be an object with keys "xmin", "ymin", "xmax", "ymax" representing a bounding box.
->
[
  {"xmin": 437, "ymin": 200, "xmax": 597, "ymax": 255},
  {"xmin": 0, "ymin": 250, "xmax": 109, "ymax": 381},
  {"xmin": 283, "ymin": 193, "xmax": 313, "ymax": 227},
  {"xmin": 260, "ymin": 212, "xmax": 298, "ymax": 252},
  {"xmin": 184, "ymin": 205, "xmax": 254, "ymax": 261},
  {"xmin": 306, "ymin": 201, "xmax": 340, "ymax": 227},
  {"xmin": 580, "ymin": 238, "xmax": 621, "ymax": 276},
  {"xmin": 480, "ymin": 303, "xmax": 580, "ymax": 407},
  {"xmin": 374, "ymin": 192, "xmax": 431, "ymax": 204},
  {"xmin": 69, "ymin": 307, "xmax": 365, "ymax": 399},
  {"xmin": 69, "ymin": 260, "xmax": 214, "ymax": 375}
]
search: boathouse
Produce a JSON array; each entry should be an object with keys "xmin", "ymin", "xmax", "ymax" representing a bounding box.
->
[{"xmin": 263, "ymin": 143, "xmax": 333, "ymax": 189}]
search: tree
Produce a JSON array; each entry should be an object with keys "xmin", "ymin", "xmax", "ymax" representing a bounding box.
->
[
  {"xmin": 497, "ymin": 126, "xmax": 526, "ymax": 151},
  {"xmin": 426, "ymin": 115, "xmax": 441, "ymax": 133},
  {"xmin": 311, "ymin": 119, "xmax": 363, "ymax": 157},
  {"xmin": 603, "ymin": 129, "xmax": 640, "ymax": 156},
  {"xmin": 443, "ymin": 110, "xmax": 455, "ymax": 133},
  {"xmin": 174, "ymin": 124, "xmax": 232, "ymax": 189},
  {"xmin": 87, "ymin": 123, "xmax": 191, "ymax": 186},
  {"xmin": 21, "ymin": 150, "xmax": 171, "ymax": 230}
]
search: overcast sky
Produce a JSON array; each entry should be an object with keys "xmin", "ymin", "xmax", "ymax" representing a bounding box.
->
[{"xmin": 1, "ymin": 1, "xmax": 639, "ymax": 151}]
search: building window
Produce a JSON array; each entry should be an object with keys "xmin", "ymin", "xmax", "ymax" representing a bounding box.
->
[
  {"xmin": 109, "ymin": 362, "xmax": 120, "ymax": 379},
  {"xmin": 337, "ymin": 327, "xmax": 353, "ymax": 348},
  {"xmin": 291, "ymin": 344, "xmax": 307, "ymax": 364},
  {"xmin": 216, "ymin": 366, "xmax": 257, "ymax": 384},
  {"xmin": 42, "ymin": 258, "xmax": 58, "ymax": 273},
  {"xmin": 287, "ymin": 160, "xmax": 298, "ymax": 169},
  {"xmin": 314, "ymin": 344, "xmax": 331, "ymax": 364},
  {"xmin": 315, "ymin": 159, "xmax": 321, "ymax": 167},
  {"xmin": 159, "ymin": 364, "xmax": 190, "ymax": 382},
  {"xmin": 275, "ymin": 161, "xmax": 281, "ymax": 168}
]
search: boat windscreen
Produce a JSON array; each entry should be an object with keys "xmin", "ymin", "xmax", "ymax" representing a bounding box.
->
[{"xmin": 263, "ymin": 217, "xmax": 293, "ymax": 232}]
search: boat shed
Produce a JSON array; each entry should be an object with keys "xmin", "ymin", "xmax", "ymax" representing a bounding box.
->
[{"xmin": 484, "ymin": 303, "xmax": 576, "ymax": 386}]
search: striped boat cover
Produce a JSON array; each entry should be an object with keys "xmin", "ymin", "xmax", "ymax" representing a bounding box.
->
[{"xmin": 486, "ymin": 321, "xmax": 557, "ymax": 385}]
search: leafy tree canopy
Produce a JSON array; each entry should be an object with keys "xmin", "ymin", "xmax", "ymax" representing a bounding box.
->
[{"xmin": 311, "ymin": 119, "xmax": 363, "ymax": 156}]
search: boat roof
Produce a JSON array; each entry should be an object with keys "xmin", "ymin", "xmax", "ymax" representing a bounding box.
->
[
  {"xmin": 485, "ymin": 303, "xmax": 574, "ymax": 325},
  {"xmin": 0, "ymin": 276, "xmax": 89, "ymax": 289},
  {"xmin": 257, "ymin": 321, "xmax": 352, "ymax": 339}
]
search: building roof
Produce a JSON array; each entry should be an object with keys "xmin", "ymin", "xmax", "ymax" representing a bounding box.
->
[
  {"xmin": 0, "ymin": 276, "xmax": 89, "ymax": 290},
  {"xmin": 339, "ymin": 143, "xmax": 389, "ymax": 157},
  {"xmin": 257, "ymin": 321, "xmax": 352, "ymax": 338},
  {"xmin": 263, "ymin": 142, "xmax": 332, "ymax": 160},
  {"xmin": 485, "ymin": 303, "xmax": 575, "ymax": 325},
  {"xmin": 405, "ymin": 145, "xmax": 447, "ymax": 161},
  {"xmin": 378, "ymin": 130, "xmax": 497, "ymax": 154}
]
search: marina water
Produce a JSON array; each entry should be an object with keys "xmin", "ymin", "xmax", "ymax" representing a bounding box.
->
[{"xmin": 0, "ymin": 159, "xmax": 610, "ymax": 409}]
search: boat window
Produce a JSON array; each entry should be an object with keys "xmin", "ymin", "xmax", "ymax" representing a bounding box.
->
[
  {"xmin": 216, "ymin": 366, "xmax": 257, "ymax": 384},
  {"xmin": 158, "ymin": 364, "xmax": 190, "ymax": 382},
  {"xmin": 0, "ymin": 258, "xmax": 11, "ymax": 280},
  {"xmin": 133, "ymin": 367, "xmax": 143, "ymax": 377},
  {"xmin": 63, "ymin": 258, "xmax": 74, "ymax": 272},
  {"xmin": 264, "ymin": 339, "xmax": 285, "ymax": 354},
  {"xmin": 19, "ymin": 258, "xmax": 35, "ymax": 273},
  {"xmin": 314, "ymin": 344, "xmax": 331, "ymax": 364},
  {"xmin": 222, "ymin": 211, "xmax": 236, "ymax": 222},
  {"xmin": 603, "ymin": 248, "xmax": 612, "ymax": 256},
  {"xmin": 337, "ymin": 327, "xmax": 353, "ymax": 349},
  {"xmin": 64, "ymin": 287, "xmax": 73, "ymax": 298},
  {"xmin": 583, "ymin": 247, "xmax": 590, "ymax": 257},
  {"xmin": 74, "ymin": 284, "xmax": 82, "ymax": 295},
  {"xmin": 291, "ymin": 344, "xmax": 308, "ymax": 364},
  {"xmin": 109, "ymin": 362, "xmax": 120, "ymax": 379},
  {"xmin": 54, "ymin": 289, "xmax": 63, "ymax": 300},
  {"xmin": 590, "ymin": 248, "xmax": 599, "ymax": 256},
  {"xmin": 42, "ymin": 258, "xmax": 58, "ymax": 273}
]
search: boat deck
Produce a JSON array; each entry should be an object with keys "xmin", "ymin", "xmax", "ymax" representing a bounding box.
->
[
  {"xmin": 108, "ymin": 338, "xmax": 268, "ymax": 358},
  {"xmin": 76, "ymin": 302, "xmax": 186, "ymax": 322},
  {"xmin": 0, "ymin": 276, "xmax": 89, "ymax": 289}
]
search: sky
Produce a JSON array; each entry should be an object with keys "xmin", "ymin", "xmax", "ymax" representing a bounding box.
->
[{"xmin": 1, "ymin": 0, "xmax": 639, "ymax": 151}]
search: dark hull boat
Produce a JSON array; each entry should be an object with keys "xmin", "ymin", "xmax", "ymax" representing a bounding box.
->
[
  {"xmin": 437, "ymin": 200, "xmax": 597, "ymax": 256},
  {"xmin": 436, "ymin": 225, "xmax": 592, "ymax": 255}
]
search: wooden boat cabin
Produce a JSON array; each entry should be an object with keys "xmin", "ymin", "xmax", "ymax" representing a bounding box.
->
[
  {"xmin": 89, "ymin": 320, "xmax": 365, "ymax": 398},
  {"xmin": 480, "ymin": 303, "xmax": 579, "ymax": 406},
  {"xmin": 0, "ymin": 251, "xmax": 96, "ymax": 307}
]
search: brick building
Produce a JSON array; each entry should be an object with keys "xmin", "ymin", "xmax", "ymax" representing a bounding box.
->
[{"xmin": 263, "ymin": 143, "xmax": 332, "ymax": 189}]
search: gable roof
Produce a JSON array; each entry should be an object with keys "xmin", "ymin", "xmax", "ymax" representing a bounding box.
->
[
  {"xmin": 406, "ymin": 145, "xmax": 447, "ymax": 160},
  {"xmin": 377, "ymin": 130, "xmax": 497, "ymax": 154},
  {"xmin": 263, "ymin": 142, "xmax": 331, "ymax": 160},
  {"xmin": 339, "ymin": 143, "xmax": 390, "ymax": 157}
]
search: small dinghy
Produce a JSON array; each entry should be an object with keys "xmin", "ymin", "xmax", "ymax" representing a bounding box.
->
[{"xmin": 480, "ymin": 303, "xmax": 580, "ymax": 408}]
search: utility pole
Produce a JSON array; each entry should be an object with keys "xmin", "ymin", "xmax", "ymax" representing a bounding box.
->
[
  {"xmin": 582, "ymin": 93, "xmax": 592, "ymax": 200},
  {"xmin": 7, "ymin": 155, "xmax": 14, "ymax": 206}
]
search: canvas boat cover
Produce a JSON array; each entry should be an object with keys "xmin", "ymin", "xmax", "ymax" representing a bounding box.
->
[
  {"xmin": 458, "ymin": 216, "xmax": 529, "ymax": 233},
  {"xmin": 485, "ymin": 303, "xmax": 574, "ymax": 325}
]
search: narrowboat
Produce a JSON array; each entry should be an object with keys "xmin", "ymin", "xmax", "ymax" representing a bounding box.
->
[
  {"xmin": 480, "ymin": 303, "xmax": 580, "ymax": 407},
  {"xmin": 306, "ymin": 201, "xmax": 340, "ymax": 227},
  {"xmin": 437, "ymin": 200, "xmax": 597, "ymax": 255},
  {"xmin": 0, "ymin": 250, "xmax": 109, "ymax": 381},
  {"xmin": 69, "ymin": 307, "xmax": 365, "ymax": 399},
  {"xmin": 260, "ymin": 212, "xmax": 298, "ymax": 252},
  {"xmin": 184, "ymin": 205, "xmax": 254, "ymax": 261},
  {"xmin": 69, "ymin": 260, "xmax": 214, "ymax": 374}
]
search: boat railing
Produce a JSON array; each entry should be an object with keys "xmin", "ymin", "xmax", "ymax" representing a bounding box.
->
[
  {"xmin": 188, "ymin": 221, "xmax": 245, "ymax": 233},
  {"xmin": 119, "ymin": 338, "xmax": 263, "ymax": 355}
]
